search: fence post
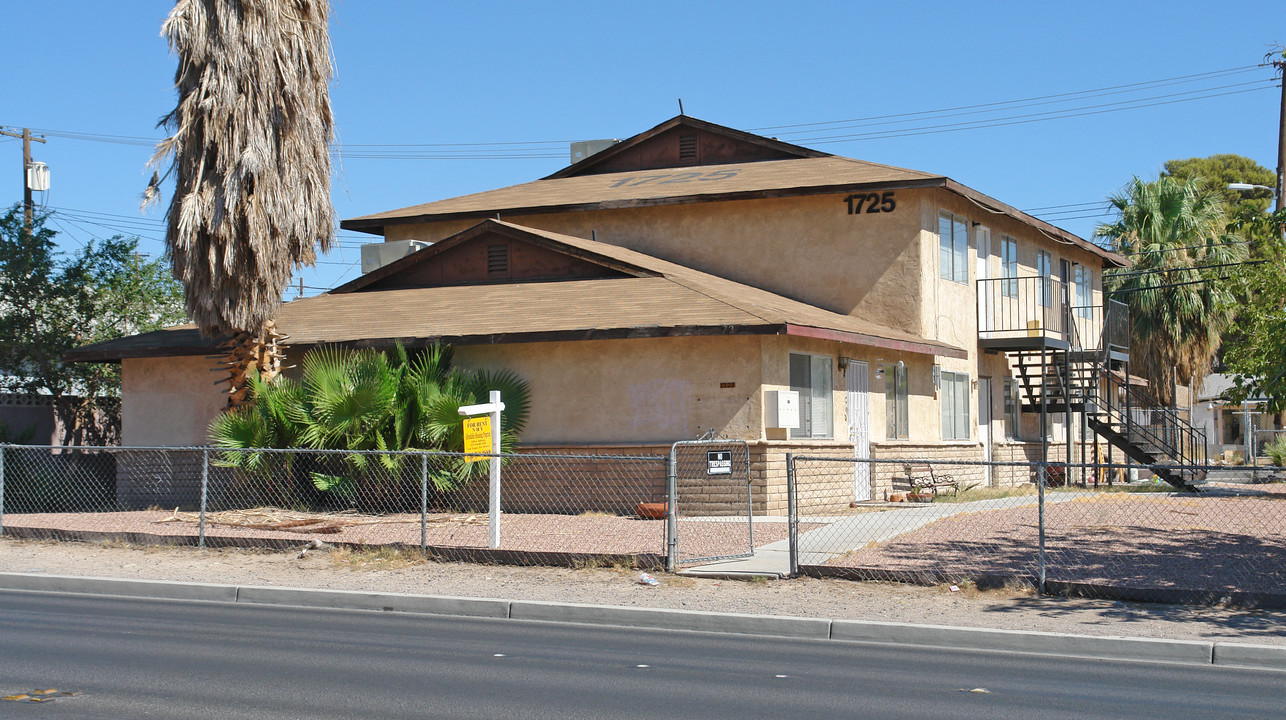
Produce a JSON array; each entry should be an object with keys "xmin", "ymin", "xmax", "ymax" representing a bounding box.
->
[
  {"xmin": 420, "ymin": 452, "xmax": 428, "ymax": 554},
  {"xmin": 1036, "ymin": 460, "xmax": 1046, "ymax": 595},
  {"xmin": 0, "ymin": 445, "xmax": 6, "ymax": 538},
  {"xmin": 199, "ymin": 448, "xmax": 209, "ymax": 550},
  {"xmin": 786, "ymin": 452, "xmax": 798, "ymax": 577},
  {"xmin": 665, "ymin": 444, "xmax": 677, "ymax": 573}
]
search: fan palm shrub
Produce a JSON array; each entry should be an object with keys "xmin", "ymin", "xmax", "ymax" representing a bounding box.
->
[{"xmin": 209, "ymin": 343, "xmax": 530, "ymax": 510}]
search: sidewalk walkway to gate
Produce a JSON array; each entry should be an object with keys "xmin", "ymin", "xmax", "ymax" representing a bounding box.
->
[{"xmin": 681, "ymin": 492, "xmax": 1086, "ymax": 578}]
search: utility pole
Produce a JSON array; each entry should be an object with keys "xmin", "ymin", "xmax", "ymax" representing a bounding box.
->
[
  {"xmin": 1275, "ymin": 56, "xmax": 1285, "ymax": 214},
  {"xmin": 0, "ymin": 126, "xmax": 48, "ymax": 233}
]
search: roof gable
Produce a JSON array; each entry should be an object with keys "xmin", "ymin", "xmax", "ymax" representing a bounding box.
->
[
  {"xmin": 544, "ymin": 115, "xmax": 830, "ymax": 179},
  {"xmin": 334, "ymin": 220, "xmax": 658, "ymax": 294}
]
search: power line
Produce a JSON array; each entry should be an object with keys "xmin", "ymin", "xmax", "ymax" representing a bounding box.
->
[
  {"xmin": 789, "ymin": 83, "xmax": 1277, "ymax": 144},
  {"xmin": 751, "ymin": 64, "xmax": 1265, "ymax": 132},
  {"xmin": 10, "ymin": 62, "xmax": 1276, "ymax": 160},
  {"xmin": 1105, "ymin": 259, "xmax": 1264, "ymax": 279}
]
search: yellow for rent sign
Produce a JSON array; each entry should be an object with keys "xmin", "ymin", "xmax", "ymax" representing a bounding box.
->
[{"xmin": 463, "ymin": 416, "xmax": 491, "ymax": 462}]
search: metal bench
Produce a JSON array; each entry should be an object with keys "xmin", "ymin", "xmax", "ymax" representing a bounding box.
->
[{"xmin": 901, "ymin": 462, "xmax": 958, "ymax": 497}]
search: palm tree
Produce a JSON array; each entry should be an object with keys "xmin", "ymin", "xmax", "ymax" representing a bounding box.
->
[
  {"xmin": 148, "ymin": 0, "xmax": 336, "ymax": 405},
  {"xmin": 1094, "ymin": 176, "xmax": 1244, "ymax": 404},
  {"xmin": 209, "ymin": 343, "xmax": 532, "ymax": 509}
]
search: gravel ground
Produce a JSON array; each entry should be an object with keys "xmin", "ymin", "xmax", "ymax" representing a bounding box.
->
[
  {"xmin": 2, "ymin": 537, "xmax": 1284, "ymax": 647},
  {"xmin": 826, "ymin": 492, "xmax": 1286, "ymax": 595}
]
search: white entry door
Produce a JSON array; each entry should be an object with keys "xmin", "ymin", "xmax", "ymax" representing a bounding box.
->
[
  {"xmin": 976, "ymin": 227, "xmax": 992, "ymax": 334},
  {"xmin": 846, "ymin": 360, "xmax": 871, "ymax": 501},
  {"xmin": 978, "ymin": 376, "xmax": 993, "ymax": 487}
]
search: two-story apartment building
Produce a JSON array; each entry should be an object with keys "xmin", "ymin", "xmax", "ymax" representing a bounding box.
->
[{"xmin": 76, "ymin": 115, "xmax": 1179, "ymax": 509}]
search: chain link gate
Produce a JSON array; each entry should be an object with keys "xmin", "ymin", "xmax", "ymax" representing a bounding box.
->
[{"xmin": 665, "ymin": 439, "xmax": 752, "ymax": 570}]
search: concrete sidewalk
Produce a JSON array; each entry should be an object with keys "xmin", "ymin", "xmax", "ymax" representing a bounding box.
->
[
  {"xmin": 3, "ymin": 571, "xmax": 1283, "ymax": 671},
  {"xmin": 683, "ymin": 492, "xmax": 1084, "ymax": 577}
]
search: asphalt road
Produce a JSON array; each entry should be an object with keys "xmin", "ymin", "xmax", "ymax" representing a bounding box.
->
[{"xmin": 0, "ymin": 590, "xmax": 1280, "ymax": 720}]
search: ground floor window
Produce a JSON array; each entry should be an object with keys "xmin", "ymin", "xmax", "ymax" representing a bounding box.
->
[
  {"xmin": 885, "ymin": 362, "xmax": 909, "ymax": 439},
  {"xmin": 941, "ymin": 371, "xmax": 970, "ymax": 440},
  {"xmin": 1003, "ymin": 379, "xmax": 1021, "ymax": 440},
  {"xmin": 790, "ymin": 353, "xmax": 833, "ymax": 439}
]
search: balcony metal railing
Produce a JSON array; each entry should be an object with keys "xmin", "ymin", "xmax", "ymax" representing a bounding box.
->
[
  {"xmin": 977, "ymin": 276, "xmax": 1067, "ymax": 345},
  {"xmin": 979, "ymin": 278, "xmax": 1127, "ymax": 356}
]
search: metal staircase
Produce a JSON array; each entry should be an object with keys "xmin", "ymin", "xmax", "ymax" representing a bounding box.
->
[{"xmin": 1009, "ymin": 301, "xmax": 1207, "ymax": 489}]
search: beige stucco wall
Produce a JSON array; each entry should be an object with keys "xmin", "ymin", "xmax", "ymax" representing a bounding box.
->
[
  {"xmin": 121, "ymin": 356, "xmax": 227, "ymax": 447},
  {"xmin": 385, "ymin": 191, "xmax": 929, "ymax": 337},
  {"xmin": 452, "ymin": 335, "xmax": 763, "ymax": 445}
]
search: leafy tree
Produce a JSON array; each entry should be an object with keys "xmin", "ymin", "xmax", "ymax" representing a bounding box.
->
[
  {"xmin": 1220, "ymin": 209, "xmax": 1286, "ymax": 413},
  {"xmin": 0, "ymin": 206, "xmax": 187, "ymax": 444},
  {"xmin": 1161, "ymin": 154, "xmax": 1276, "ymax": 221},
  {"xmin": 209, "ymin": 343, "xmax": 531, "ymax": 508},
  {"xmin": 1094, "ymin": 176, "xmax": 1244, "ymax": 404}
]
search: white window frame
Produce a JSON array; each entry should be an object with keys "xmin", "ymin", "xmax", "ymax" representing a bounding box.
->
[
  {"xmin": 940, "ymin": 371, "xmax": 970, "ymax": 441},
  {"xmin": 789, "ymin": 353, "xmax": 833, "ymax": 440},
  {"xmin": 1001, "ymin": 236, "xmax": 1018, "ymax": 298},
  {"xmin": 1003, "ymin": 379, "xmax": 1021, "ymax": 440},
  {"xmin": 885, "ymin": 363, "xmax": 909, "ymax": 440},
  {"xmin": 1074, "ymin": 265, "xmax": 1092, "ymax": 318},
  {"xmin": 938, "ymin": 211, "xmax": 969, "ymax": 285},
  {"xmin": 1037, "ymin": 250, "xmax": 1053, "ymax": 308}
]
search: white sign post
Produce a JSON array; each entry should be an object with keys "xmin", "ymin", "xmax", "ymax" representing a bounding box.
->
[{"xmin": 458, "ymin": 390, "xmax": 505, "ymax": 549}]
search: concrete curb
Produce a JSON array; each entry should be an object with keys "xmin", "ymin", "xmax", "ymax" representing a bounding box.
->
[
  {"xmin": 510, "ymin": 600, "xmax": 831, "ymax": 639},
  {"xmin": 0, "ymin": 572, "xmax": 238, "ymax": 603},
  {"xmin": 831, "ymin": 619, "xmax": 1214, "ymax": 665},
  {"xmin": 1, "ymin": 572, "xmax": 1281, "ymax": 671}
]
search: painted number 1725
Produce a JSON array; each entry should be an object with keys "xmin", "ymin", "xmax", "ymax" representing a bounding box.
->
[{"xmin": 844, "ymin": 191, "xmax": 896, "ymax": 215}]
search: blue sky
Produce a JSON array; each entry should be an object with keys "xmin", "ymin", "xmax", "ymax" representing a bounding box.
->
[{"xmin": 1, "ymin": 1, "xmax": 1282, "ymax": 297}]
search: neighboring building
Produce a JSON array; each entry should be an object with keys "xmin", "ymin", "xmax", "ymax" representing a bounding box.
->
[
  {"xmin": 72, "ymin": 115, "xmax": 1204, "ymax": 508},
  {"xmin": 1193, "ymin": 374, "xmax": 1284, "ymax": 461}
]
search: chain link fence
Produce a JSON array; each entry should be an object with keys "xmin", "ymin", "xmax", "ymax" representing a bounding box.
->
[
  {"xmin": 666, "ymin": 440, "xmax": 754, "ymax": 570},
  {"xmin": 0, "ymin": 445, "xmax": 671, "ymax": 568},
  {"xmin": 788, "ymin": 455, "xmax": 1285, "ymax": 606}
]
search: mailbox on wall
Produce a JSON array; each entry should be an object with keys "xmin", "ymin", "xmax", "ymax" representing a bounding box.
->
[{"xmin": 764, "ymin": 389, "xmax": 800, "ymax": 429}]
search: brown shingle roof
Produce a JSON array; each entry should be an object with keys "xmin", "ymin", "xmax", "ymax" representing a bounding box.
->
[
  {"xmin": 344, "ymin": 155, "xmax": 941, "ymax": 229},
  {"xmin": 66, "ymin": 220, "xmax": 965, "ymax": 362}
]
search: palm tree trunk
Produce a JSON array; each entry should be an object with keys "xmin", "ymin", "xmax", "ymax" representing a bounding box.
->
[{"xmin": 218, "ymin": 320, "xmax": 289, "ymax": 408}]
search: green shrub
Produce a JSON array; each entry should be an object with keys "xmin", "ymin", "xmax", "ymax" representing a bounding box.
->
[
  {"xmin": 209, "ymin": 343, "xmax": 531, "ymax": 509},
  {"xmin": 1265, "ymin": 435, "xmax": 1286, "ymax": 467}
]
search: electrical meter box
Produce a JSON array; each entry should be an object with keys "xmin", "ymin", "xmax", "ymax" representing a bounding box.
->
[{"xmin": 764, "ymin": 390, "xmax": 800, "ymax": 429}]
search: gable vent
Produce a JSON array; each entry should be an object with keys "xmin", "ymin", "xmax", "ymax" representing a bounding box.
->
[
  {"xmin": 487, "ymin": 244, "xmax": 509, "ymax": 275},
  {"xmin": 678, "ymin": 134, "xmax": 698, "ymax": 160}
]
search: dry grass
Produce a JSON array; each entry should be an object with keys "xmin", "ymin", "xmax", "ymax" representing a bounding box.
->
[{"xmin": 327, "ymin": 546, "xmax": 431, "ymax": 571}]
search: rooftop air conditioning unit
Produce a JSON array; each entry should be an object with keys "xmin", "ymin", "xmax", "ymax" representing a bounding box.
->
[
  {"xmin": 360, "ymin": 239, "xmax": 430, "ymax": 275},
  {"xmin": 570, "ymin": 138, "xmax": 619, "ymax": 164}
]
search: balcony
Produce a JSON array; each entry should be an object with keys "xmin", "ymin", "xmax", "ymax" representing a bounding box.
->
[{"xmin": 978, "ymin": 276, "xmax": 1128, "ymax": 359}]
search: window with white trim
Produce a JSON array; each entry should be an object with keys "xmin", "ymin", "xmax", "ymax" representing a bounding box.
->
[
  {"xmin": 1001, "ymin": 235, "xmax": 1018, "ymax": 298},
  {"xmin": 789, "ymin": 353, "xmax": 833, "ymax": 439},
  {"xmin": 940, "ymin": 371, "xmax": 970, "ymax": 441},
  {"xmin": 885, "ymin": 363, "xmax": 909, "ymax": 439},
  {"xmin": 1074, "ymin": 265, "xmax": 1092, "ymax": 318},
  {"xmin": 1003, "ymin": 379, "xmax": 1021, "ymax": 440},
  {"xmin": 1037, "ymin": 250, "xmax": 1052, "ymax": 308},
  {"xmin": 938, "ymin": 211, "xmax": 969, "ymax": 284}
]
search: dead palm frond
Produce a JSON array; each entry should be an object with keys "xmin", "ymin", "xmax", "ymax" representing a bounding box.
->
[{"xmin": 152, "ymin": 0, "xmax": 335, "ymax": 404}]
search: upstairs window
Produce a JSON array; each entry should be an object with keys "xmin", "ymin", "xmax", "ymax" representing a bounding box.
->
[
  {"xmin": 1074, "ymin": 265, "xmax": 1093, "ymax": 318},
  {"xmin": 789, "ymin": 353, "xmax": 833, "ymax": 439},
  {"xmin": 1037, "ymin": 250, "xmax": 1053, "ymax": 308},
  {"xmin": 1001, "ymin": 236, "xmax": 1018, "ymax": 298},
  {"xmin": 938, "ymin": 212, "xmax": 969, "ymax": 284}
]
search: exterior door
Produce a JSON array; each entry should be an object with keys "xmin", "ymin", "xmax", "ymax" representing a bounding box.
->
[
  {"xmin": 976, "ymin": 227, "xmax": 992, "ymax": 333},
  {"xmin": 978, "ymin": 377, "xmax": 993, "ymax": 487},
  {"xmin": 846, "ymin": 360, "xmax": 871, "ymax": 501}
]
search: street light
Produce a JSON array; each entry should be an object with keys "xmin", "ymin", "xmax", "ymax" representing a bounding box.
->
[{"xmin": 1227, "ymin": 182, "xmax": 1277, "ymax": 196}]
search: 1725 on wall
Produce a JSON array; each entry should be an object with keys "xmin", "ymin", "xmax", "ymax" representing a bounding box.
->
[{"xmin": 844, "ymin": 191, "xmax": 896, "ymax": 214}]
